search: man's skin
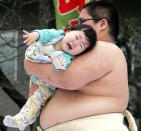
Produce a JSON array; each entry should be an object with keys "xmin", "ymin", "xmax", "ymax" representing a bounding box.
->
[{"xmin": 24, "ymin": 8, "xmax": 129, "ymax": 129}]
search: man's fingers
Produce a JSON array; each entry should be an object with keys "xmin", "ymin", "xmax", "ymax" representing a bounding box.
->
[
  {"xmin": 28, "ymin": 87, "xmax": 33, "ymax": 97},
  {"xmin": 63, "ymin": 60, "xmax": 67, "ymax": 65},
  {"xmin": 55, "ymin": 55, "xmax": 64, "ymax": 64},
  {"xmin": 60, "ymin": 66, "xmax": 66, "ymax": 70},
  {"xmin": 29, "ymin": 83, "xmax": 38, "ymax": 97},
  {"xmin": 57, "ymin": 54, "xmax": 62, "ymax": 61},
  {"xmin": 50, "ymin": 55, "xmax": 67, "ymax": 70},
  {"xmin": 58, "ymin": 57, "xmax": 66, "ymax": 65},
  {"xmin": 35, "ymin": 85, "xmax": 38, "ymax": 90}
]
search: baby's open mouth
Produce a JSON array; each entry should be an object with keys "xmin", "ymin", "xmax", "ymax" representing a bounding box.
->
[{"xmin": 67, "ymin": 43, "xmax": 72, "ymax": 50}]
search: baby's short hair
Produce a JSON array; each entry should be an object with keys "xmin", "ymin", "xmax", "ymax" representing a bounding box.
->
[{"xmin": 66, "ymin": 24, "xmax": 97, "ymax": 55}]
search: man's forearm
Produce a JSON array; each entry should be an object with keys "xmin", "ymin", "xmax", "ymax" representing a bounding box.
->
[
  {"xmin": 24, "ymin": 59, "xmax": 67, "ymax": 89},
  {"xmin": 24, "ymin": 54, "xmax": 92, "ymax": 90},
  {"xmin": 24, "ymin": 43, "xmax": 112, "ymax": 90},
  {"xmin": 24, "ymin": 59, "xmax": 83, "ymax": 90}
]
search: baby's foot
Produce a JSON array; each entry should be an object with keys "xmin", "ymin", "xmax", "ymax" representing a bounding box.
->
[
  {"xmin": 3, "ymin": 115, "xmax": 26, "ymax": 131},
  {"xmin": 3, "ymin": 115, "xmax": 19, "ymax": 128}
]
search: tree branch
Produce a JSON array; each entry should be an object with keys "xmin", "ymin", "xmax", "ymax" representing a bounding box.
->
[{"xmin": 0, "ymin": 68, "xmax": 26, "ymax": 108}]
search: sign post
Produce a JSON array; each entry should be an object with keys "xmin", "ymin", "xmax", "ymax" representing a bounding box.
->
[{"xmin": 53, "ymin": 0, "xmax": 93, "ymax": 29}]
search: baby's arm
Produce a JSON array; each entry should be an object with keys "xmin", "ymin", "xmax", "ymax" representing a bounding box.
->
[
  {"xmin": 23, "ymin": 29, "xmax": 65, "ymax": 45},
  {"xmin": 23, "ymin": 30, "xmax": 39, "ymax": 45},
  {"xmin": 24, "ymin": 28, "xmax": 64, "ymax": 63}
]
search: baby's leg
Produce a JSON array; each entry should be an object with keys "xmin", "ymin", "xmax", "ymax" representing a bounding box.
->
[{"xmin": 3, "ymin": 77, "xmax": 55, "ymax": 131}]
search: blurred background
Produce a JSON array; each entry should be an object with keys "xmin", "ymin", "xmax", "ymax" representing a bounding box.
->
[{"xmin": 0, "ymin": 0, "xmax": 141, "ymax": 131}]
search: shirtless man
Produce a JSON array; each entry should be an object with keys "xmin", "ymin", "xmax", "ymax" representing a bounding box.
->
[{"xmin": 24, "ymin": 1, "xmax": 129, "ymax": 131}]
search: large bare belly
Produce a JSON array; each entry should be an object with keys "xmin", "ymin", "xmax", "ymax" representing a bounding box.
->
[{"xmin": 40, "ymin": 87, "xmax": 127, "ymax": 129}]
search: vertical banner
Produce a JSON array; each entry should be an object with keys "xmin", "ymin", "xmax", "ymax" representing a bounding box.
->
[{"xmin": 53, "ymin": 0, "xmax": 93, "ymax": 29}]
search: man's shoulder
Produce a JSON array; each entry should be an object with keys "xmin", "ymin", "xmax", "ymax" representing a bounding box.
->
[
  {"xmin": 96, "ymin": 41, "xmax": 119, "ymax": 48},
  {"xmin": 96, "ymin": 41, "xmax": 123, "ymax": 55},
  {"xmin": 93, "ymin": 41, "xmax": 126, "ymax": 65}
]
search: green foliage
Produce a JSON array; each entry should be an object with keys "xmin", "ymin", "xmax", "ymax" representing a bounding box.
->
[
  {"xmin": 118, "ymin": 17, "xmax": 141, "ymax": 127},
  {"xmin": 117, "ymin": 17, "xmax": 141, "ymax": 74},
  {"xmin": 39, "ymin": 0, "xmax": 55, "ymax": 28},
  {"xmin": 118, "ymin": 17, "xmax": 141, "ymax": 47}
]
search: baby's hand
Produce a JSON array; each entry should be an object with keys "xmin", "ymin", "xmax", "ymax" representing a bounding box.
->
[
  {"xmin": 23, "ymin": 29, "xmax": 39, "ymax": 45},
  {"xmin": 50, "ymin": 55, "xmax": 67, "ymax": 70}
]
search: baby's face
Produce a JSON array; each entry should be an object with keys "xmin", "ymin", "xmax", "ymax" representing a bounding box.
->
[{"xmin": 62, "ymin": 30, "xmax": 89, "ymax": 55}]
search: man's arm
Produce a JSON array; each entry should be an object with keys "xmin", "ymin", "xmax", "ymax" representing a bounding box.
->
[{"xmin": 24, "ymin": 42, "xmax": 113, "ymax": 90}]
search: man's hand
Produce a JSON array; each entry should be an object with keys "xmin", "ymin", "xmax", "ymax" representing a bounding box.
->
[
  {"xmin": 50, "ymin": 55, "xmax": 67, "ymax": 70},
  {"xmin": 23, "ymin": 29, "xmax": 40, "ymax": 45},
  {"xmin": 28, "ymin": 83, "xmax": 38, "ymax": 97}
]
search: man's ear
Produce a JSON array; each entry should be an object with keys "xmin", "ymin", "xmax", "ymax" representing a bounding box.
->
[{"xmin": 99, "ymin": 19, "xmax": 108, "ymax": 31}]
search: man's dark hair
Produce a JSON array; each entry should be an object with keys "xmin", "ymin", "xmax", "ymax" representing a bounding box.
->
[
  {"xmin": 67, "ymin": 24, "xmax": 97, "ymax": 56},
  {"xmin": 83, "ymin": 1, "xmax": 119, "ymax": 41}
]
